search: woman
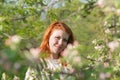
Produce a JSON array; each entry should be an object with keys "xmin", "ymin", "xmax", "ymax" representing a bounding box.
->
[{"xmin": 25, "ymin": 21, "xmax": 75, "ymax": 80}]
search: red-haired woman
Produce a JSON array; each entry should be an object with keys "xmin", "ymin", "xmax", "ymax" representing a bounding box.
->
[{"xmin": 25, "ymin": 21, "xmax": 75, "ymax": 80}]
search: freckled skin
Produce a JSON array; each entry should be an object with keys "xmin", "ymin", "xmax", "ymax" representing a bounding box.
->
[{"xmin": 49, "ymin": 30, "xmax": 69, "ymax": 57}]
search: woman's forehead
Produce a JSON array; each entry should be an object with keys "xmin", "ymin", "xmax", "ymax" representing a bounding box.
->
[
  {"xmin": 51, "ymin": 29, "xmax": 66, "ymax": 34},
  {"xmin": 51, "ymin": 30, "xmax": 69, "ymax": 37}
]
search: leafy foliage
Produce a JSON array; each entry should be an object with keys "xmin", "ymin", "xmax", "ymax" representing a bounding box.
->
[{"xmin": 1, "ymin": 0, "xmax": 120, "ymax": 80}]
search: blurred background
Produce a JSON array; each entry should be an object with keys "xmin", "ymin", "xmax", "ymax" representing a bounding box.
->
[{"xmin": 0, "ymin": 0, "xmax": 120, "ymax": 79}]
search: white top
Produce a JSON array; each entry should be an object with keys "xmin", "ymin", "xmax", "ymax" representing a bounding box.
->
[{"xmin": 25, "ymin": 58, "xmax": 75, "ymax": 80}]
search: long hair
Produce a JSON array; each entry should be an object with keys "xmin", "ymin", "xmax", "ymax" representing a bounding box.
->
[{"xmin": 39, "ymin": 21, "xmax": 74, "ymax": 56}]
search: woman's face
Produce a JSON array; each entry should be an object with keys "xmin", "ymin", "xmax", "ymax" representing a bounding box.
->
[{"xmin": 49, "ymin": 29, "xmax": 69, "ymax": 55}]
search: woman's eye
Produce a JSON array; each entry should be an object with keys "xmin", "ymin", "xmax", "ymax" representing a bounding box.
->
[
  {"xmin": 63, "ymin": 39, "xmax": 68, "ymax": 42},
  {"xmin": 55, "ymin": 36, "xmax": 60, "ymax": 40}
]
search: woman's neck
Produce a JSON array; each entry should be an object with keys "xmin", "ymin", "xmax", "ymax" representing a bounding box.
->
[{"xmin": 50, "ymin": 54, "xmax": 59, "ymax": 59}]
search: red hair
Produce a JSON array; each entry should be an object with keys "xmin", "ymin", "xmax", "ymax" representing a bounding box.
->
[{"xmin": 39, "ymin": 21, "xmax": 74, "ymax": 56}]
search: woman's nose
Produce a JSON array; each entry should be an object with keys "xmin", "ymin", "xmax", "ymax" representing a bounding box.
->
[{"xmin": 58, "ymin": 39, "xmax": 63, "ymax": 45}]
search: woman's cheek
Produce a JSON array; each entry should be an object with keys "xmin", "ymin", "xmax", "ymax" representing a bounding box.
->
[{"xmin": 63, "ymin": 43, "xmax": 67, "ymax": 49}]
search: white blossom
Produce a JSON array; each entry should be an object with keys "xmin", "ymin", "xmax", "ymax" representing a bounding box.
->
[
  {"xmin": 116, "ymin": 9, "xmax": 120, "ymax": 16},
  {"xmin": 92, "ymin": 39, "xmax": 97, "ymax": 44},
  {"xmin": 11, "ymin": 35, "xmax": 21, "ymax": 44},
  {"xmin": 94, "ymin": 45, "xmax": 104, "ymax": 51},
  {"xmin": 99, "ymin": 72, "xmax": 106, "ymax": 80},
  {"xmin": 30, "ymin": 48, "xmax": 40, "ymax": 59},
  {"xmin": 105, "ymin": 29, "xmax": 111, "ymax": 34},
  {"xmin": 107, "ymin": 40, "xmax": 120, "ymax": 52},
  {"xmin": 5, "ymin": 35, "xmax": 22, "ymax": 50},
  {"xmin": 104, "ymin": 21, "xmax": 108, "ymax": 26},
  {"xmin": 96, "ymin": 0, "xmax": 106, "ymax": 8}
]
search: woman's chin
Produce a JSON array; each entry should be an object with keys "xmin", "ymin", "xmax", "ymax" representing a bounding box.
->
[{"xmin": 52, "ymin": 50, "xmax": 60, "ymax": 55}]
